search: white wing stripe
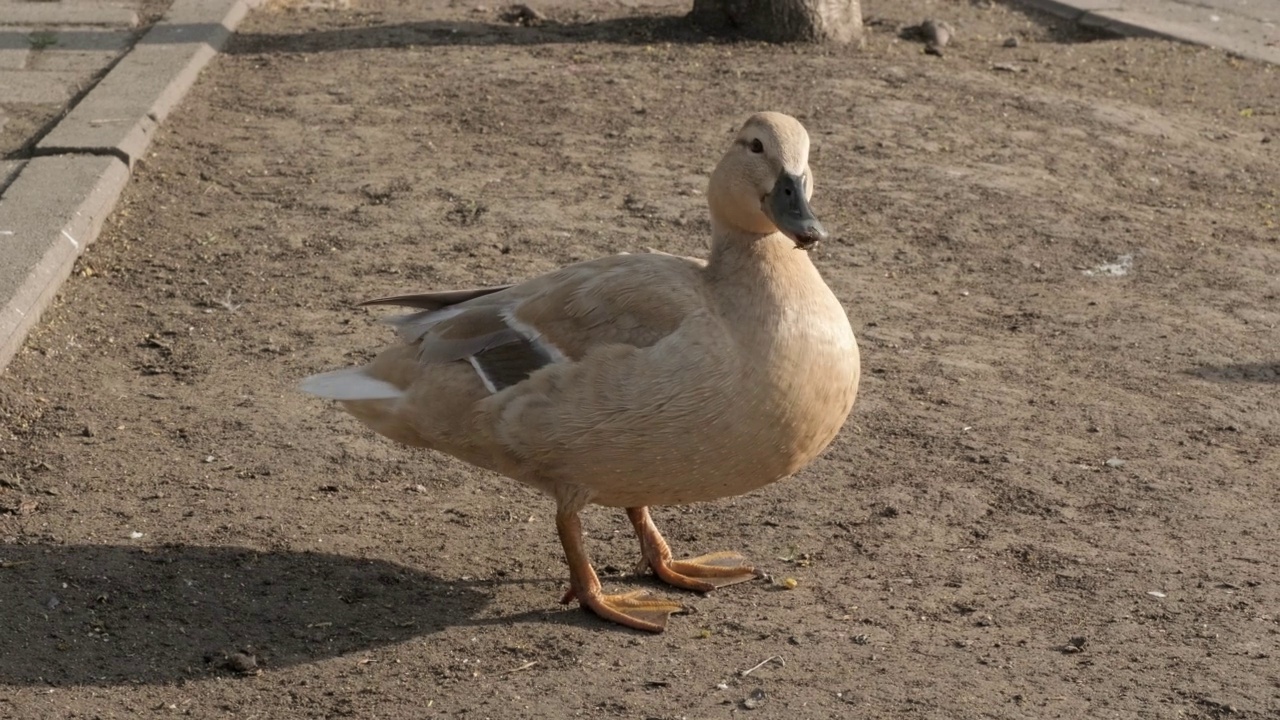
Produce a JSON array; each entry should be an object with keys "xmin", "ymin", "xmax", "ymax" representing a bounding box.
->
[{"xmin": 500, "ymin": 306, "xmax": 567, "ymax": 363}]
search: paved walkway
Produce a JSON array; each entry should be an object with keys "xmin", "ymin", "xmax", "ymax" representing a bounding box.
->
[
  {"xmin": 0, "ymin": 0, "xmax": 259, "ymax": 373},
  {"xmin": 0, "ymin": 0, "xmax": 1276, "ymax": 375},
  {"xmin": 1023, "ymin": 0, "xmax": 1280, "ymax": 65}
]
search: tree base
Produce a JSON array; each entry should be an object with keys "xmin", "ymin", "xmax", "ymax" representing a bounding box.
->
[{"xmin": 690, "ymin": 0, "xmax": 864, "ymax": 45}]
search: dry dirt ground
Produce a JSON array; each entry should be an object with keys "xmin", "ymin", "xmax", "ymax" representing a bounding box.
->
[{"xmin": 2, "ymin": 0, "xmax": 1278, "ymax": 718}]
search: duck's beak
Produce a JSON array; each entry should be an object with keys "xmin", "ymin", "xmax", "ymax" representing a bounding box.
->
[{"xmin": 766, "ymin": 171, "xmax": 828, "ymax": 250}]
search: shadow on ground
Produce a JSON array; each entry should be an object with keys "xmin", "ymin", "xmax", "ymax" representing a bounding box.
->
[
  {"xmin": 1187, "ymin": 362, "xmax": 1280, "ymax": 383},
  {"xmin": 227, "ymin": 15, "xmax": 717, "ymax": 55},
  {"xmin": 0, "ymin": 543, "xmax": 488, "ymax": 686},
  {"xmin": 224, "ymin": 5, "xmax": 1114, "ymax": 56},
  {"xmin": 990, "ymin": 1, "xmax": 1119, "ymax": 43}
]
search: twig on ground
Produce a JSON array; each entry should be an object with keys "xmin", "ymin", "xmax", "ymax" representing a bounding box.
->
[{"xmin": 740, "ymin": 655, "xmax": 785, "ymax": 677}]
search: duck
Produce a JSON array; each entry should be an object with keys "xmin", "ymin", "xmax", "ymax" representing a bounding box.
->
[{"xmin": 300, "ymin": 112, "xmax": 860, "ymax": 632}]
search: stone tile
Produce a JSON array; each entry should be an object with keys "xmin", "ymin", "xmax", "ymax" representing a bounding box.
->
[
  {"xmin": 1015, "ymin": 0, "xmax": 1280, "ymax": 66},
  {"xmin": 25, "ymin": 28, "xmax": 132, "ymax": 73},
  {"xmin": 0, "ymin": 69, "xmax": 89, "ymax": 103},
  {"xmin": 0, "ymin": 159, "xmax": 24, "ymax": 193},
  {"xmin": 0, "ymin": 47, "xmax": 28, "ymax": 70},
  {"xmin": 1081, "ymin": 8, "xmax": 1280, "ymax": 64},
  {"xmin": 0, "ymin": 1, "xmax": 139, "ymax": 28},
  {"xmin": 0, "ymin": 28, "xmax": 31, "ymax": 68},
  {"xmin": 20, "ymin": 26, "xmax": 132, "ymax": 49},
  {"xmin": 38, "ymin": 0, "xmax": 254, "ymax": 165},
  {"xmin": 1014, "ymin": 0, "xmax": 1123, "ymax": 19}
]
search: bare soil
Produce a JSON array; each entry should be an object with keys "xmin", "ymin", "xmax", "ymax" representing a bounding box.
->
[{"xmin": 2, "ymin": 1, "xmax": 1278, "ymax": 718}]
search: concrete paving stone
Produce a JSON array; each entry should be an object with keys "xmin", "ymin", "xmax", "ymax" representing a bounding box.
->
[
  {"xmin": 0, "ymin": 159, "xmax": 23, "ymax": 192},
  {"xmin": 1015, "ymin": 0, "xmax": 1125, "ymax": 20},
  {"xmin": 1087, "ymin": 0, "xmax": 1279, "ymax": 35},
  {"xmin": 1157, "ymin": 0, "xmax": 1279, "ymax": 25},
  {"xmin": 36, "ymin": 0, "xmax": 259, "ymax": 166},
  {"xmin": 0, "ymin": 69, "xmax": 88, "ymax": 103},
  {"xmin": 1014, "ymin": 0, "xmax": 1280, "ymax": 65},
  {"xmin": 25, "ymin": 28, "xmax": 132, "ymax": 72},
  {"xmin": 0, "ymin": 1, "xmax": 139, "ymax": 28},
  {"xmin": 1081, "ymin": 7, "xmax": 1280, "ymax": 63},
  {"xmin": 0, "ymin": 154, "xmax": 130, "ymax": 373},
  {"xmin": 0, "ymin": 28, "xmax": 34, "ymax": 68},
  {"xmin": 0, "ymin": 46, "xmax": 28, "ymax": 70},
  {"xmin": 59, "ymin": 26, "xmax": 134, "ymax": 52},
  {"xmin": 12, "ymin": 25, "xmax": 134, "ymax": 51}
]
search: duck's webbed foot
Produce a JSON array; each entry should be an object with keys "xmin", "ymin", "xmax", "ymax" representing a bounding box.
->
[
  {"xmin": 627, "ymin": 506, "xmax": 759, "ymax": 592},
  {"xmin": 557, "ymin": 509, "xmax": 682, "ymax": 632}
]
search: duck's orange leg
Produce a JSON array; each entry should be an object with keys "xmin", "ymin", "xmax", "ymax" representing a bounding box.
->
[
  {"xmin": 626, "ymin": 506, "xmax": 759, "ymax": 592},
  {"xmin": 555, "ymin": 509, "xmax": 682, "ymax": 633}
]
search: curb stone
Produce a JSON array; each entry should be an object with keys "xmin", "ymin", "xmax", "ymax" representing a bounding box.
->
[
  {"xmin": 0, "ymin": 0, "xmax": 261, "ymax": 376},
  {"xmin": 1014, "ymin": 0, "xmax": 1280, "ymax": 65},
  {"xmin": 0, "ymin": 155, "xmax": 130, "ymax": 373},
  {"xmin": 0, "ymin": 2, "xmax": 141, "ymax": 27},
  {"xmin": 1078, "ymin": 9, "xmax": 1280, "ymax": 65},
  {"xmin": 37, "ymin": 0, "xmax": 262, "ymax": 167}
]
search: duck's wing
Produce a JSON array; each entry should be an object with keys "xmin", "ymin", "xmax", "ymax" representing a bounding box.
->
[
  {"xmin": 357, "ymin": 284, "xmax": 512, "ymax": 311},
  {"xmin": 308, "ymin": 253, "xmax": 708, "ymax": 397}
]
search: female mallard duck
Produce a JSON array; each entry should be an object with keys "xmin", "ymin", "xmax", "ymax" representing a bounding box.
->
[{"xmin": 301, "ymin": 112, "xmax": 860, "ymax": 632}]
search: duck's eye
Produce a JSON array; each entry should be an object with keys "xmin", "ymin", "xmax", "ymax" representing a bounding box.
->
[{"xmin": 749, "ymin": 139, "xmax": 764, "ymax": 154}]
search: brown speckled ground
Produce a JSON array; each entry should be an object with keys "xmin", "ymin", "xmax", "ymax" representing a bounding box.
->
[{"xmin": 1, "ymin": 1, "xmax": 1278, "ymax": 717}]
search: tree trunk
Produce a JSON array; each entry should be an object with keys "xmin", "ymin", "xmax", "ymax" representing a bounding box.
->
[{"xmin": 690, "ymin": 0, "xmax": 863, "ymax": 45}]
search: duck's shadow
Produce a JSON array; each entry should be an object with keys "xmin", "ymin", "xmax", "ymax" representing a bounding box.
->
[{"xmin": 0, "ymin": 543, "xmax": 507, "ymax": 686}]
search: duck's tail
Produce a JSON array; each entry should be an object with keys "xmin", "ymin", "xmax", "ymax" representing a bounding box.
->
[{"xmin": 298, "ymin": 367, "xmax": 403, "ymax": 401}]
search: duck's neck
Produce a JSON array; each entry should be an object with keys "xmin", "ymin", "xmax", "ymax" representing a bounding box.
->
[
  {"xmin": 707, "ymin": 219, "xmax": 822, "ymax": 292},
  {"xmin": 705, "ymin": 219, "xmax": 836, "ymax": 347}
]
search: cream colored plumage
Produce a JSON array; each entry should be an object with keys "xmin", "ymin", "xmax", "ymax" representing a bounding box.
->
[{"xmin": 301, "ymin": 112, "xmax": 860, "ymax": 632}]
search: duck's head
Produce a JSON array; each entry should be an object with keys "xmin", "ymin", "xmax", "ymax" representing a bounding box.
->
[{"xmin": 707, "ymin": 112, "xmax": 828, "ymax": 250}]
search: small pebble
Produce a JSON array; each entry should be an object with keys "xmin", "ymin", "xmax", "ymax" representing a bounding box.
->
[
  {"xmin": 1105, "ymin": 458, "xmax": 1126, "ymax": 469},
  {"xmin": 224, "ymin": 651, "xmax": 259, "ymax": 674},
  {"xmin": 1062, "ymin": 635, "xmax": 1088, "ymax": 653},
  {"xmin": 499, "ymin": 3, "xmax": 544, "ymax": 26},
  {"xmin": 920, "ymin": 19, "xmax": 954, "ymax": 56},
  {"xmin": 1003, "ymin": 36, "xmax": 1020, "ymax": 48}
]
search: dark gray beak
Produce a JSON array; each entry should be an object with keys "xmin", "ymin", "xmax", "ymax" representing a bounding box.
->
[{"xmin": 767, "ymin": 171, "xmax": 828, "ymax": 249}]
